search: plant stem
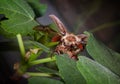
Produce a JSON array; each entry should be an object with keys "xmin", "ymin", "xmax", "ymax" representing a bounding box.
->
[
  {"xmin": 26, "ymin": 72, "xmax": 52, "ymax": 77},
  {"xmin": 29, "ymin": 57, "xmax": 56, "ymax": 66},
  {"xmin": 17, "ymin": 34, "xmax": 25, "ymax": 58},
  {"xmin": 90, "ymin": 21, "xmax": 120, "ymax": 33}
]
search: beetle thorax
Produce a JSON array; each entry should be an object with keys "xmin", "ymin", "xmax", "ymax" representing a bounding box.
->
[{"xmin": 61, "ymin": 33, "xmax": 81, "ymax": 46}]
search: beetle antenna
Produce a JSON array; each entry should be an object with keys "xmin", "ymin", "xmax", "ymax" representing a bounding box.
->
[{"xmin": 49, "ymin": 14, "xmax": 67, "ymax": 35}]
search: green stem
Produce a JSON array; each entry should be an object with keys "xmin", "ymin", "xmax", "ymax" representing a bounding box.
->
[
  {"xmin": 29, "ymin": 57, "xmax": 56, "ymax": 66},
  {"xmin": 26, "ymin": 72, "xmax": 53, "ymax": 77},
  {"xmin": 17, "ymin": 34, "xmax": 25, "ymax": 58},
  {"xmin": 90, "ymin": 21, "xmax": 120, "ymax": 33}
]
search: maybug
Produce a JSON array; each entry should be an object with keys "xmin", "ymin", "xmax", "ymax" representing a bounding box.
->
[{"xmin": 49, "ymin": 14, "xmax": 88, "ymax": 60}]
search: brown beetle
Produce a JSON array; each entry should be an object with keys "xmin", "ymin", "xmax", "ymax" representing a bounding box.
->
[{"xmin": 49, "ymin": 15, "xmax": 88, "ymax": 60}]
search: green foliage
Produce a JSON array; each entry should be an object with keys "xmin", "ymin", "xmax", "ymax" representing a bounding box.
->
[
  {"xmin": 26, "ymin": 41, "xmax": 50, "ymax": 53},
  {"xmin": 56, "ymin": 54, "xmax": 86, "ymax": 84},
  {"xmin": 77, "ymin": 56, "xmax": 120, "ymax": 84},
  {"xmin": 85, "ymin": 32, "xmax": 120, "ymax": 76},
  {"xmin": 27, "ymin": 32, "xmax": 120, "ymax": 84},
  {"xmin": 36, "ymin": 66, "xmax": 58, "ymax": 74},
  {"xmin": 0, "ymin": 0, "xmax": 120, "ymax": 84},
  {"xmin": 28, "ymin": 77, "xmax": 63, "ymax": 84},
  {"xmin": 26, "ymin": 0, "xmax": 47, "ymax": 16},
  {"xmin": 0, "ymin": 0, "xmax": 38, "ymax": 36}
]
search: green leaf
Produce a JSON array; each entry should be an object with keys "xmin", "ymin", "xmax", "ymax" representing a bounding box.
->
[
  {"xmin": 0, "ymin": 0, "xmax": 39, "ymax": 36},
  {"xmin": 56, "ymin": 54, "xmax": 86, "ymax": 84},
  {"xmin": 26, "ymin": 40, "xmax": 50, "ymax": 53},
  {"xmin": 26, "ymin": 0, "xmax": 47, "ymax": 16},
  {"xmin": 28, "ymin": 77, "xmax": 63, "ymax": 84},
  {"xmin": 77, "ymin": 56, "xmax": 120, "ymax": 84},
  {"xmin": 28, "ymin": 50, "xmax": 42, "ymax": 62},
  {"xmin": 0, "ymin": 26, "xmax": 14, "ymax": 37},
  {"xmin": 46, "ymin": 42, "xmax": 59, "ymax": 47},
  {"xmin": 85, "ymin": 32, "xmax": 120, "ymax": 76},
  {"xmin": 36, "ymin": 66, "xmax": 58, "ymax": 75}
]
